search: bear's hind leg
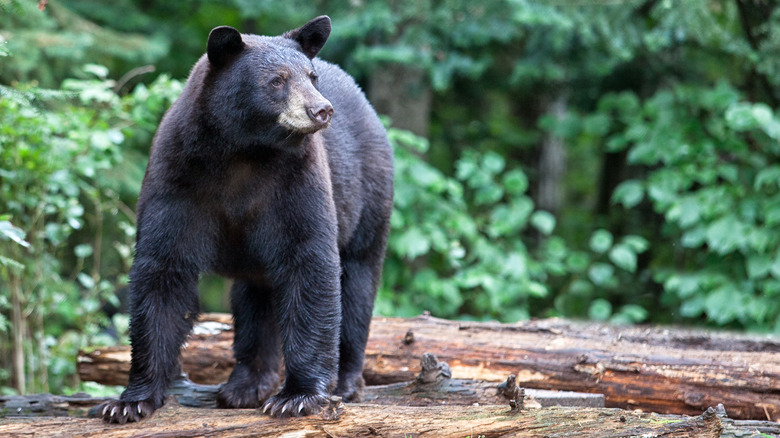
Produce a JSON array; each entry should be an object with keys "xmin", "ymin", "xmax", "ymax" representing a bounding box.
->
[
  {"xmin": 335, "ymin": 209, "xmax": 391, "ymax": 401},
  {"xmin": 334, "ymin": 257, "xmax": 377, "ymax": 401},
  {"xmin": 217, "ymin": 280, "xmax": 281, "ymax": 409}
]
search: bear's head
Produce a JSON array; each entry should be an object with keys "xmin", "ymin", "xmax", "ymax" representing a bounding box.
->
[{"xmin": 202, "ymin": 16, "xmax": 334, "ymax": 149}]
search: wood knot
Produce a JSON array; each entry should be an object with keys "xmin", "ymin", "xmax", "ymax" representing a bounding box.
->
[
  {"xmin": 403, "ymin": 330, "xmax": 415, "ymax": 345},
  {"xmin": 321, "ymin": 395, "xmax": 344, "ymax": 421},
  {"xmin": 416, "ymin": 353, "xmax": 451, "ymax": 384},
  {"xmin": 497, "ymin": 374, "xmax": 524, "ymax": 413}
]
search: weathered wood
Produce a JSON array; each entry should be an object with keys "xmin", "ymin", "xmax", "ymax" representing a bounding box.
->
[
  {"xmin": 5, "ymin": 394, "xmax": 779, "ymax": 437},
  {"xmin": 364, "ymin": 315, "xmax": 780, "ymax": 422},
  {"xmin": 0, "ymin": 393, "xmax": 112, "ymax": 418},
  {"xmin": 12, "ymin": 355, "xmax": 601, "ymax": 417},
  {"xmin": 78, "ymin": 313, "xmax": 780, "ymax": 420},
  {"xmin": 0, "ymin": 400, "xmax": 724, "ymax": 438}
]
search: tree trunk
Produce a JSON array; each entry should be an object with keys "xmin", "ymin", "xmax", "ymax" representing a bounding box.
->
[
  {"xmin": 0, "ymin": 399, "xmax": 725, "ymax": 438},
  {"xmin": 537, "ymin": 91, "xmax": 568, "ymax": 214},
  {"xmin": 10, "ymin": 271, "xmax": 25, "ymax": 394},
  {"xmin": 4, "ymin": 371, "xmax": 777, "ymax": 437},
  {"xmin": 368, "ymin": 64, "xmax": 431, "ymax": 137},
  {"xmin": 78, "ymin": 313, "xmax": 780, "ymax": 421}
]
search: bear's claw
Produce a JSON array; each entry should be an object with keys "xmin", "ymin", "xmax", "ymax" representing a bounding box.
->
[
  {"xmin": 98, "ymin": 400, "xmax": 156, "ymax": 424},
  {"xmin": 261, "ymin": 392, "xmax": 327, "ymax": 418}
]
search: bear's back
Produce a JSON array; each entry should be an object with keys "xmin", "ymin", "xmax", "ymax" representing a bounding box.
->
[{"xmin": 311, "ymin": 59, "xmax": 394, "ymax": 250}]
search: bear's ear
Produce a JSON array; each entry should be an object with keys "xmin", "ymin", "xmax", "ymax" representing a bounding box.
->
[
  {"xmin": 283, "ymin": 15, "xmax": 331, "ymax": 59},
  {"xmin": 207, "ymin": 26, "xmax": 245, "ymax": 67}
]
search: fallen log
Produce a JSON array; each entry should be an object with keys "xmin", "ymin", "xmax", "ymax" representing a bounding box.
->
[
  {"xmin": 0, "ymin": 399, "xmax": 725, "ymax": 438},
  {"xmin": 9, "ymin": 354, "xmax": 603, "ymax": 417},
  {"xmin": 4, "ymin": 391, "xmax": 778, "ymax": 437},
  {"xmin": 78, "ymin": 313, "xmax": 780, "ymax": 421}
]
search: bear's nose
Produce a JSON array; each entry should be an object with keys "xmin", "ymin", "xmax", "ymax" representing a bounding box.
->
[{"xmin": 308, "ymin": 102, "xmax": 334, "ymax": 126}]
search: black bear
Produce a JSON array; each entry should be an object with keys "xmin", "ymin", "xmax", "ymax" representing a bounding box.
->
[{"xmin": 100, "ymin": 16, "xmax": 393, "ymax": 423}]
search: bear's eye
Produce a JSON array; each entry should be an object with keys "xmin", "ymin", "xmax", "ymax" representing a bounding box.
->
[
  {"xmin": 309, "ymin": 73, "xmax": 318, "ymax": 85},
  {"xmin": 270, "ymin": 77, "xmax": 284, "ymax": 88}
]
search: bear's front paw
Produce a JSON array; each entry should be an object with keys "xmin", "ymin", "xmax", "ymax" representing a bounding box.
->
[
  {"xmin": 261, "ymin": 392, "xmax": 327, "ymax": 418},
  {"xmin": 98, "ymin": 399, "xmax": 156, "ymax": 424},
  {"xmin": 216, "ymin": 373, "xmax": 278, "ymax": 409}
]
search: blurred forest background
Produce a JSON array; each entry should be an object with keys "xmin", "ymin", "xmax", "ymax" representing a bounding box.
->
[{"xmin": 2, "ymin": 0, "xmax": 780, "ymax": 397}]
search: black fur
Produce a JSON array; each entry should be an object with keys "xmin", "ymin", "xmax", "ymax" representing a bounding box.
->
[{"xmin": 99, "ymin": 15, "xmax": 393, "ymax": 423}]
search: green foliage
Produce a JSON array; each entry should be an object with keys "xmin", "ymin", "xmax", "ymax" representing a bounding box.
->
[
  {"xmin": 0, "ymin": 0, "xmax": 168, "ymax": 87},
  {"xmin": 0, "ymin": 70, "xmax": 182, "ymax": 394},
  {"xmin": 380, "ymin": 125, "xmax": 545, "ymax": 320},
  {"xmin": 560, "ymin": 82, "xmax": 780, "ymax": 330},
  {"xmin": 378, "ymin": 126, "xmax": 647, "ymax": 323}
]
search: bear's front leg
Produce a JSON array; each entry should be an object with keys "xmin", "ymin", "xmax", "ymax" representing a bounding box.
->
[
  {"xmin": 99, "ymin": 264, "xmax": 200, "ymax": 423},
  {"xmin": 258, "ymin": 204, "xmax": 342, "ymax": 417},
  {"xmin": 261, "ymin": 251, "xmax": 342, "ymax": 416},
  {"xmin": 100, "ymin": 195, "xmax": 204, "ymax": 424}
]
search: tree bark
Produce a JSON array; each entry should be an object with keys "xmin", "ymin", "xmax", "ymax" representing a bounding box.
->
[
  {"xmin": 0, "ymin": 399, "xmax": 725, "ymax": 438},
  {"xmin": 537, "ymin": 91, "xmax": 568, "ymax": 214},
  {"xmin": 10, "ymin": 271, "xmax": 25, "ymax": 394},
  {"xmin": 368, "ymin": 64, "xmax": 432, "ymax": 137},
  {"xmin": 3, "ymin": 374, "xmax": 777, "ymax": 436},
  {"xmin": 78, "ymin": 313, "xmax": 780, "ymax": 421},
  {"xmin": 21, "ymin": 354, "xmax": 600, "ymax": 416}
]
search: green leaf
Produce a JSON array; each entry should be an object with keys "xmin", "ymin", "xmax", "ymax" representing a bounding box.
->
[
  {"xmin": 751, "ymin": 103, "xmax": 773, "ymax": 126},
  {"xmin": 455, "ymin": 157, "xmax": 477, "ymax": 181},
  {"xmin": 666, "ymin": 197, "xmax": 701, "ymax": 228},
  {"xmin": 503, "ymin": 252, "xmax": 528, "ymax": 279},
  {"xmin": 754, "ymin": 166, "xmax": 780, "ymax": 191},
  {"xmin": 530, "ymin": 210, "xmax": 556, "ymax": 235},
  {"xmin": 609, "ymin": 244, "xmax": 637, "ymax": 272},
  {"xmin": 474, "ymin": 184, "xmax": 504, "ymax": 205},
  {"xmin": 680, "ymin": 296, "xmax": 705, "ymax": 318},
  {"xmin": 482, "ymin": 152, "xmax": 505, "ymax": 175},
  {"xmin": 725, "ymin": 103, "xmax": 757, "ymax": 131},
  {"xmin": 612, "ymin": 180, "xmax": 644, "ymax": 208},
  {"xmin": 83, "ymin": 64, "xmax": 110, "ymax": 79},
  {"xmin": 589, "ymin": 229, "xmax": 613, "ymax": 254},
  {"xmin": 615, "ymin": 304, "xmax": 648, "ymax": 323},
  {"xmin": 409, "ymin": 162, "xmax": 444, "ymax": 190},
  {"xmin": 0, "ymin": 220, "xmax": 30, "ymax": 248},
  {"xmin": 622, "ymin": 236, "xmax": 649, "ymax": 253},
  {"xmin": 588, "ymin": 299, "xmax": 612, "ymax": 321},
  {"xmin": 588, "ymin": 263, "xmax": 615, "ymax": 287},
  {"xmin": 395, "ymin": 227, "xmax": 430, "ymax": 259},
  {"xmin": 488, "ymin": 197, "xmax": 533, "ymax": 237},
  {"xmin": 704, "ymin": 287, "xmax": 738, "ymax": 325},
  {"xmin": 565, "ymin": 251, "xmax": 590, "ymax": 273},
  {"xmin": 770, "ymin": 254, "xmax": 780, "ymax": 280},
  {"xmin": 502, "ymin": 169, "xmax": 528, "ymax": 195},
  {"xmin": 77, "ymin": 273, "xmax": 95, "ymax": 289},
  {"xmin": 681, "ymin": 226, "xmax": 706, "ymax": 248},
  {"xmin": 527, "ymin": 282, "xmax": 548, "ymax": 298},
  {"xmin": 747, "ymin": 255, "xmax": 772, "ymax": 279},
  {"xmin": 583, "ymin": 113, "xmax": 611, "ymax": 136},
  {"xmin": 0, "ymin": 255, "xmax": 25, "ymax": 271},
  {"xmin": 705, "ymin": 215, "xmax": 745, "ymax": 255},
  {"xmin": 74, "ymin": 244, "xmax": 93, "ymax": 259}
]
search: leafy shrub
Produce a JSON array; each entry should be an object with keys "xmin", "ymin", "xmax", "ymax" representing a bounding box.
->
[
  {"xmin": 562, "ymin": 83, "xmax": 780, "ymax": 330},
  {"xmin": 0, "ymin": 69, "xmax": 182, "ymax": 394},
  {"xmin": 378, "ymin": 124, "xmax": 648, "ymax": 322}
]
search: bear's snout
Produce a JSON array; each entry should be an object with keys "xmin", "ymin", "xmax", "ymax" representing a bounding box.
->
[{"xmin": 308, "ymin": 102, "xmax": 334, "ymax": 126}]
